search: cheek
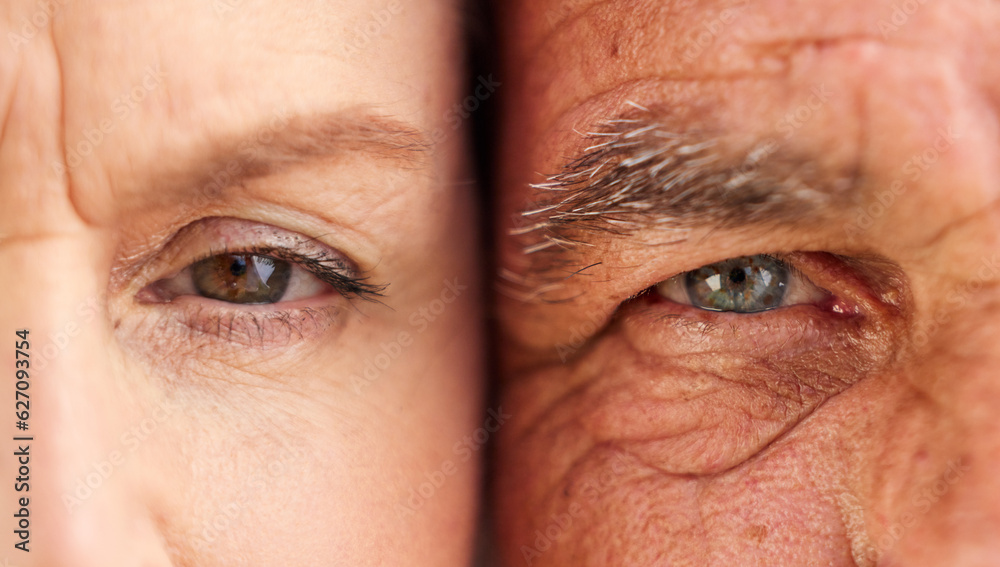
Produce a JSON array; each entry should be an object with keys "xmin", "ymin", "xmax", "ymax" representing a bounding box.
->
[
  {"xmin": 497, "ymin": 379, "xmax": 863, "ymax": 567},
  {"xmin": 154, "ymin": 383, "xmax": 481, "ymax": 565},
  {"xmin": 496, "ymin": 302, "xmax": 898, "ymax": 565},
  {"xmin": 501, "ymin": 314, "xmax": 877, "ymax": 491}
]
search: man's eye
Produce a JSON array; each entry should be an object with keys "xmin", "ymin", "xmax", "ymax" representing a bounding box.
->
[
  {"xmin": 143, "ymin": 252, "xmax": 336, "ymax": 305},
  {"xmin": 656, "ymin": 254, "xmax": 829, "ymax": 313}
]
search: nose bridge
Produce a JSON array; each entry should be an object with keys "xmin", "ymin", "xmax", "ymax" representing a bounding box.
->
[
  {"xmin": 2, "ymin": 235, "xmax": 179, "ymax": 565},
  {"xmin": 0, "ymin": 234, "xmax": 159, "ymax": 565},
  {"xmin": 1, "ymin": 10, "xmax": 171, "ymax": 564}
]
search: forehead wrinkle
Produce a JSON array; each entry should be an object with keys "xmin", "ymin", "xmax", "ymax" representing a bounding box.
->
[
  {"xmin": 100, "ymin": 110, "xmax": 431, "ymax": 219},
  {"xmin": 516, "ymin": 0, "xmax": 746, "ymax": 54},
  {"xmin": 512, "ymin": 0, "xmax": 649, "ymax": 60},
  {"xmin": 516, "ymin": 0, "xmax": 948, "ymax": 98}
]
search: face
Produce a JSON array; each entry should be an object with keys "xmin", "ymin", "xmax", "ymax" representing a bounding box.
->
[
  {"xmin": 495, "ymin": 1, "xmax": 1000, "ymax": 565},
  {"xmin": 1, "ymin": 0, "xmax": 481, "ymax": 565}
]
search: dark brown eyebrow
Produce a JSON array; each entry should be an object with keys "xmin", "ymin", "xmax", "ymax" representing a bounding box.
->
[{"xmin": 514, "ymin": 105, "xmax": 861, "ymax": 258}]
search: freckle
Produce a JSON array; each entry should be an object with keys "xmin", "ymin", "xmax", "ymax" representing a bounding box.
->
[
  {"xmin": 744, "ymin": 524, "xmax": 768, "ymax": 543},
  {"xmin": 113, "ymin": 319, "xmax": 121, "ymax": 330}
]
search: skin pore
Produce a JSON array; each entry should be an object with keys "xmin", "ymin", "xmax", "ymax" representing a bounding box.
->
[
  {"xmin": 495, "ymin": 0, "xmax": 1000, "ymax": 565},
  {"xmin": 0, "ymin": 0, "xmax": 482, "ymax": 565}
]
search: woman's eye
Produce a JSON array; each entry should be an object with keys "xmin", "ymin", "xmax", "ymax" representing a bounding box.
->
[
  {"xmin": 143, "ymin": 252, "xmax": 330, "ymax": 305},
  {"xmin": 656, "ymin": 254, "xmax": 828, "ymax": 313},
  {"xmin": 192, "ymin": 254, "xmax": 293, "ymax": 304}
]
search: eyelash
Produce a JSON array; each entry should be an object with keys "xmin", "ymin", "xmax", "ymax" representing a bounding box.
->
[
  {"xmin": 227, "ymin": 244, "xmax": 387, "ymax": 303},
  {"xmin": 160, "ymin": 246, "xmax": 383, "ymax": 346}
]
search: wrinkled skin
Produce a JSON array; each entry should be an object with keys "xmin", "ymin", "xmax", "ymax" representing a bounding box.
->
[
  {"xmin": 0, "ymin": 0, "xmax": 482, "ymax": 565},
  {"xmin": 494, "ymin": 1, "xmax": 1000, "ymax": 565}
]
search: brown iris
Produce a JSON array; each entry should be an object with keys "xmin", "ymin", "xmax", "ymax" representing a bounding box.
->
[{"xmin": 191, "ymin": 254, "xmax": 292, "ymax": 304}]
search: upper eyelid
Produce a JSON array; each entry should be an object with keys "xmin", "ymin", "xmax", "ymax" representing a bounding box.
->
[
  {"xmin": 112, "ymin": 211, "xmax": 385, "ymax": 291},
  {"xmin": 144, "ymin": 218, "xmax": 341, "ymax": 271}
]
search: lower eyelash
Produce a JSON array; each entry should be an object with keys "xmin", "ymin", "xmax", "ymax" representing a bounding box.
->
[{"xmin": 166, "ymin": 303, "xmax": 344, "ymax": 350}]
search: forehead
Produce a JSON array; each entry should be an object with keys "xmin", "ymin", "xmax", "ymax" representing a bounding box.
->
[
  {"xmin": 33, "ymin": 0, "xmax": 458, "ymax": 221},
  {"xmin": 52, "ymin": 0, "xmax": 455, "ymax": 117},
  {"xmin": 501, "ymin": 0, "xmax": 998, "ymax": 126},
  {"xmin": 497, "ymin": 0, "xmax": 1000, "ymax": 205}
]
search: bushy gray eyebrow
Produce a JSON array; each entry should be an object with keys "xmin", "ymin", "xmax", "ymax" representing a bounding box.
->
[{"xmin": 514, "ymin": 103, "xmax": 859, "ymax": 258}]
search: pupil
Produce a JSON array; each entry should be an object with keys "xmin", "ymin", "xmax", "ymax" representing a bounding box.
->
[
  {"xmin": 728, "ymin": 268, "xmax": 747, "ymax": 285},
  {"xmin": 229, "ymin": 257, "xmax": 247, "ymax": 277}
]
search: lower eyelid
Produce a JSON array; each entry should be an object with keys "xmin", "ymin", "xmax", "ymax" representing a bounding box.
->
[
  {"xmin": 125, "ymin": 295, "xmax": 347, "ymax": 351},
  {"xmin": 539, "ymin": 296, "xmax": 887, "ymax": 476},
  {"xmin": 627, "ymin": 293, "xmax": 865, "ymax": 358},
  {"xmin": 172, "ymin": 303, "xmax": 343, "ymax": 349}
]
